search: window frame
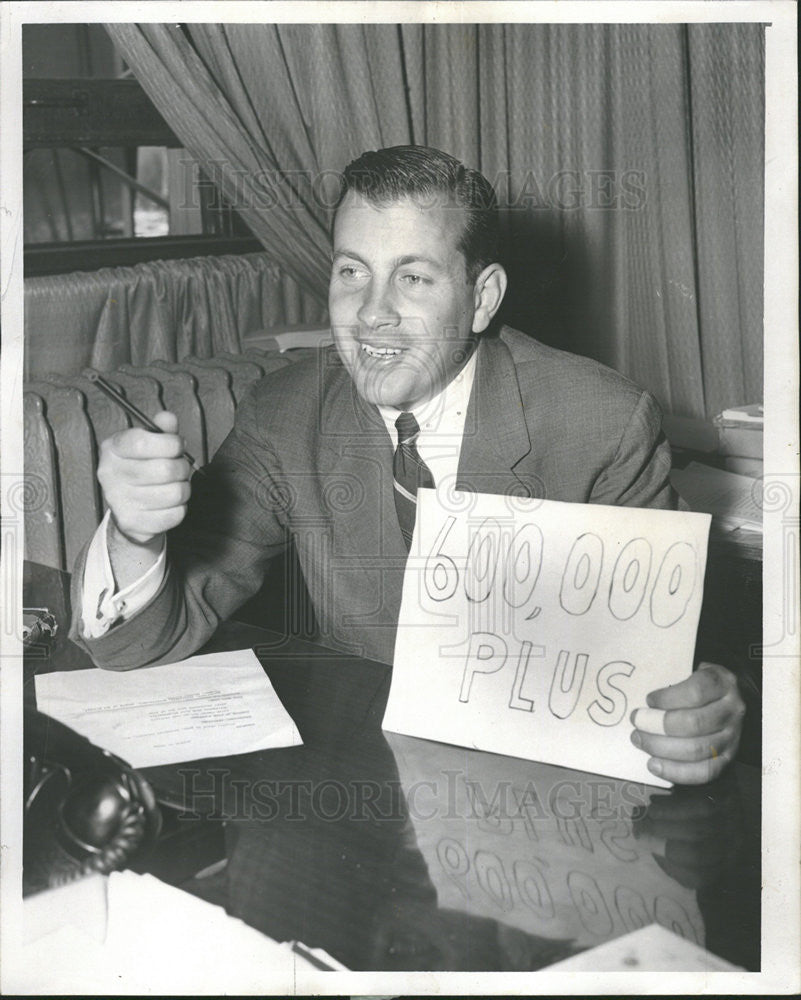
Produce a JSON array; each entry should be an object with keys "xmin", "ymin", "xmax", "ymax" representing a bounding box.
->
[{"xmin": 24, "ymin": 78, "xmax": 257, "ymax": 274}]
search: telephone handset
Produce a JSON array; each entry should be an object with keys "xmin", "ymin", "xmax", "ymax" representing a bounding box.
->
[{"xmin": 24, "ymin": 707, "xmax": 162, "ymax": 896}]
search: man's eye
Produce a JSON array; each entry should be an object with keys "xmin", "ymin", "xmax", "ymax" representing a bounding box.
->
[
  {"xmin": 337, "ymin": 264, "xmax": 366, "ymax": 280},
  {"xmin": 400, "ymin": 273, "xmax": 429, "ymax": 286}
]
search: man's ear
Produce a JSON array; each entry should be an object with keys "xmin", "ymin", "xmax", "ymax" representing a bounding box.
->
[{"xmin": 471, "ymin": 263, "xmax": 508, "ymax": 334}]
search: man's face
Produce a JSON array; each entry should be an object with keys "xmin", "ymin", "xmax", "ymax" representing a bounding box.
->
[{"xmin": 329, "ymin": 192, "xmax": 480, "ymax": 410}]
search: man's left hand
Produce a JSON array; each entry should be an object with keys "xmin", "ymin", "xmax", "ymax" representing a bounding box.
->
[{"xmin": 631, "ymin": 662, "xmax": 745, "ymax": 785}]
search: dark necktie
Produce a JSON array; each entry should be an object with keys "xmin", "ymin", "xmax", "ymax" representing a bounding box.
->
[{"xmin": 393, "ymin": 411, "xmax": 435, "ymax": 550}]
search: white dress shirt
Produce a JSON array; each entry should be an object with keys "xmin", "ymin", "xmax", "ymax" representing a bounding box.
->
[
  {"xmin": 80, "ymin": 511, "xmax": 167, "ymax": 638},
  {"xmin": 81, "ymin": 350, "xmax": 478, "ymax": 638},
  {"xmin": 377, "ymin": 348, "xmax": 477, "ymax": 489}
]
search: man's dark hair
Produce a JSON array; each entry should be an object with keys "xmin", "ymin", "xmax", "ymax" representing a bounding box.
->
[{"xmin": 335, "ymin": 145, "xmax": 499, "ymax": 283}]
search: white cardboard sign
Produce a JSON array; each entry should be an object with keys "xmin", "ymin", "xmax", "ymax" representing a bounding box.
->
[{"xmin": 383, "ymin": 490, "xmax": 711, "ymax": 787}]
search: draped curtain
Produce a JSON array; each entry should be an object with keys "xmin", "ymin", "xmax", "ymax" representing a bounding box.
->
[
  {"xmin": 106, "ymin": 22, "xmax": 764, "ymax": 419},
  {"xmin": 24, "ymin": 253, "xmax": 324, "ymax": 378}
]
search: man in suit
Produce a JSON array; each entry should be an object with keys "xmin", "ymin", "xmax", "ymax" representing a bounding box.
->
[{"xmin": 72, "ymin": 145, "xmax": 744, "ymax": 784}]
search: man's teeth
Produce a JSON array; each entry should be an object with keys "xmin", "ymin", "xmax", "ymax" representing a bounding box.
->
[{"xmin": 361, "ymin": 344, "xmax": 402, "ymax": 358}]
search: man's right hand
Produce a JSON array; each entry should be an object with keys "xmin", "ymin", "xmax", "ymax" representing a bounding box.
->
[{"xmin": 98, "ymin": 410, "xmax": 192, "ymax": 552}]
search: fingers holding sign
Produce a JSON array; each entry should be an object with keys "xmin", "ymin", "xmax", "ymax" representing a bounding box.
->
[{"xmin": 631, "ymin": 663, "xmax": 745, "ymax": 785}]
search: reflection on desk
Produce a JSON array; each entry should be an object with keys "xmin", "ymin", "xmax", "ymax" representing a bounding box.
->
[
  {"xmin": 23, "ymin": 566, "xmax": 761, "ymax": 973},
  {"xmin": 141, "ymin": 624, "xmax": 760, "ymax": 972}
]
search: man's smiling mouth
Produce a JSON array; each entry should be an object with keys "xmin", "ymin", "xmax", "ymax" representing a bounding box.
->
[{"xmin": 361, "ymin": 344, "xmax": 403, "ymax": 358}]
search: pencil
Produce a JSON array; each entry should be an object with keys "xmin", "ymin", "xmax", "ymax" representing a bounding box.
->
[{"xmin": 86, "ymin": 371, "xmax": 204, "ymax": 475}]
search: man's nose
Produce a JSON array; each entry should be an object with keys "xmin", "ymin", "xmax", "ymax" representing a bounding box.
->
[{"xmin": 356, "ymin": 278, "xmax": 400, "ymax": 330}]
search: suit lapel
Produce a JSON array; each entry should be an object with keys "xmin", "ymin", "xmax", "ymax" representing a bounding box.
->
[
  {"xmin": 457, "ymin": 332, "xmax": 535, "ymax": 497},
  {"xmin": 315, "ymin": 363, "xmax": 405, "ymax": 544},
  {"xmin": 306, "ymin": 336, "xmax": 535, "ymax": 659},
  {"xmin": 316, "ymin": 350, "xmax": 389, "ymax": 463},
  {"xmin": 316, "ymin": 334, "xmax": 537, "ymax": 546}
]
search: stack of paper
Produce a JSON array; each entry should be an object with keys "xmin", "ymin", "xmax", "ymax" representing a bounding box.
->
[
  {"xmin": 670, "ymin": 461, "xmax": 762, "ymax": 533},
  {"xmin": 717, "ymin": 403, "xmax": 764, "ymax": 425},
  {"xmin": 713, "ymin": 403, "xmax": 763, "ymax": 478}
]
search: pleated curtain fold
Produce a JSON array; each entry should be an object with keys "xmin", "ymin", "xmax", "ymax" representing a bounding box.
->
[
  {"xmin": 24, "ymin": 253, "xmax": 325, "ymax": 378},
  {"xmin": 105, "ymin": 22, "xmax": 764, "ymax": 419}
]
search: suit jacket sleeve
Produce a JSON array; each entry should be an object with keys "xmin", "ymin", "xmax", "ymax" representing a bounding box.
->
[
  {"xmin": 589, "ymin": 389, "xmax": 676, "ymax": 511},
  {"xmin": 69, "ymin": 387, "xmax": 291, "ymax": 670}
]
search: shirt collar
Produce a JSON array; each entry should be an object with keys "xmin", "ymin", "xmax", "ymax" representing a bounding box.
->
[{"xmin": 377, "ymin": 348, "xmax": 479, "ymax": 439}]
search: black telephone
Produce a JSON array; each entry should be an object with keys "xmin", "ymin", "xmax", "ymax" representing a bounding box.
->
[{"xmin": 24, "ymin": 708, "xmax": 163, "ymax": 896}]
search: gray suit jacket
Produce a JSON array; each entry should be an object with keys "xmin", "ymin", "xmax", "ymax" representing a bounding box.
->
[{"xmin": 71, "ymin": 326, "xmax": 675, "ymax": 669}]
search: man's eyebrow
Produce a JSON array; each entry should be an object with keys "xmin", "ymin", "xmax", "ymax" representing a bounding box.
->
[
  {"xmin": 332, "ymin": 248, "xmax": 369, "ymax": 265},
  {"xmin": 332, "ymin": 250, "xmax": 444, "ymax": 270},
  {"xmin": 393, "ymin": 254, "xmax": 445, "ymax": 271}
]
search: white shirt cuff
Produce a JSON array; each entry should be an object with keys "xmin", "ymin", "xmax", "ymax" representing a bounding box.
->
[{"xmin": 80, "ymin": 511, "xmax": 166, "ymax": 639}]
